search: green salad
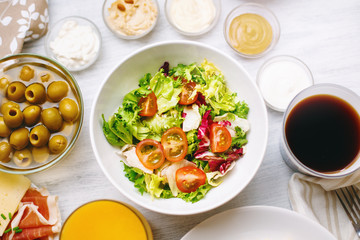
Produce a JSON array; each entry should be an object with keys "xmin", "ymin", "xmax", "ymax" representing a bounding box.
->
[{"xmin": 102, "ymin": 60, "xmax": 250, "ymax": 203}]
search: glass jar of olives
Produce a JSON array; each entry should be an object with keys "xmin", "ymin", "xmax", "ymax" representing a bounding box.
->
[{"xmin": 0, "ymin": 54, "xmax": 83, "ymax": 174}]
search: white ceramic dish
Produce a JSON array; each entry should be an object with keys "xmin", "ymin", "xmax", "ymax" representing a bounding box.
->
[
  {"xmin": 45, "ymin": 16, "xmax": 101, "ymax": 72},
  {"xmin": 164, "ymin": 0, "xmax": 221, "ymax": 36},
  {"xmin": 102, "ymin": 0, "xmax": 159, "ymax": 40},
  {"xmin": 90, "ymin": 41, "xmax": 268, "ymax": 215},
  {"xmin": 224, "ymin": 3, "xmax": 280, "ymax": 58},
  {"xmin": 181, "ymin": 206, "xmax": 337, "ymax": 240}
]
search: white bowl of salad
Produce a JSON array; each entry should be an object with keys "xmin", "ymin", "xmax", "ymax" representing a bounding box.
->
[{"xmin": 90, "ymin": 40, "xmax": 268, "ymax": 215}]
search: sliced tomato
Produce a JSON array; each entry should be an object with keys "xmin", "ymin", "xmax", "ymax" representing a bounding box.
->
[
  {"xmin": 210, "ymin": 123, "xmax": 232, "ymax": 153},
  {"xmin": 138, "ymin": 92, "xmax": 157, "ymax": 117},
  {"xmin": 136, "ymin": 139, "xmax": 165, "ymax": 170},
  {"xmin": 179, "ymin": 80, "xmax": 198, "ymax": 105},
  {"xmin": 176, "ymin": 166, "xmax": 206, "ymax": 193},
  {"xmin": 161, "ymin": 127, "xmax": 188, "ymax": 162}
]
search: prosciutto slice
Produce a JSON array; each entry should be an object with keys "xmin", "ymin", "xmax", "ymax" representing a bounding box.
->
[{"xmin": 1, "ymin": 188, "xmax": 61, "ymax": 240}]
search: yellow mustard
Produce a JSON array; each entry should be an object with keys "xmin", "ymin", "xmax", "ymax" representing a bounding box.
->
[{"xmin": 228, "ymin": 13, "xmax": 273, "ymax": 55}]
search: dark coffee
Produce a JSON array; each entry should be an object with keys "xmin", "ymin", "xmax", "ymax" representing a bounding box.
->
[{"xmin": 285, "ymin": 94, "xmax": 360, "ymax": 172}]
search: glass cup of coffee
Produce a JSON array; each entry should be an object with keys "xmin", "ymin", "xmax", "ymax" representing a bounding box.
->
[{"xmin": 280, "ymin": 83, "xmax": 360, "ymax": 178}]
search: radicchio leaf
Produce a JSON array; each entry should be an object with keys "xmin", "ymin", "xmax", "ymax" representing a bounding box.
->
[
  {"xmin": 159, "ymin": 61, "xmax": 169, "ymax": 75},
  {"xmin": 198, "ymin": 148, "xmax": 244, "ymax": 172},
  {"xmin": 193, "ymin": 110, "xmax": 213, "ymax": 157},
  {"xmin": 197, "ymin": 110, "xmax": 212, "ymax": 139},
  {"xmin": 219, "ymin": 161, "xmax": 233, "ymax": 174},
  {"xmin": 195, "ymin": 92, "xmax": 206, "ymax": 106},
  {"xmin": 217, "ymin": 120, "xmax": 231, "ymax": 127}
]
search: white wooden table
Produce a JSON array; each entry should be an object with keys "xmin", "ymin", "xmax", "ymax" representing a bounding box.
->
[{"xmin": 22, "ymin": 0, "xmax": 360, "ymax": 239}]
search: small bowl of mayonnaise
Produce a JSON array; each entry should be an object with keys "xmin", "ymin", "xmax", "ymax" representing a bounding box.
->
[
  {"xmin": 45, "ymin": 16, "xmax": 102, "ymax": 72},
  {"xmin": 224, "ymin": 3, "xmax": 280, "ymax": 58},
  {"xmin": 103, "ymin": 0, "xmax": 159, "ymax": 40},
  {"xmin": 257, "ymin": 55, "xmax": 314, "ymax": 112},
  {"xmin": 165, "ymin": 0, "xmax": 221, "ymax": 36}
]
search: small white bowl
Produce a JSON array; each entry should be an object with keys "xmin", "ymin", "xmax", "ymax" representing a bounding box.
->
[
  {"xmin": 257, "ymin": 55, "xmax": 314, "ymax": 112},
  {"xmin": 90, "ymin": 40, "xmax": 268, "ymax": 215},
  {"xmin": 224, "ymin": 3, "xmax": 280, "ymax": 58},
  {"xmin": 164, "ymin": 0, "xmax": 221, "ymax": 36},
  {"xmin": 45, "ymin": 16, "xmax": 101, "ymax": 72},
  {"xmin": 102, "ymin": 0, "xmax": 159, "ymax": 40}
]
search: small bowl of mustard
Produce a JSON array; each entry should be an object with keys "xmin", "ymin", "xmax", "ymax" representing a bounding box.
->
[{"xmin": 224, "ymin": 3, "xmax": 280, "ymax": 58}]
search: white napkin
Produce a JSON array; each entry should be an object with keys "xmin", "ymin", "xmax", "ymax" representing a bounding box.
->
[{"xmin": 288, "ymin": 171, "xmax": 360, "ymax": 240}]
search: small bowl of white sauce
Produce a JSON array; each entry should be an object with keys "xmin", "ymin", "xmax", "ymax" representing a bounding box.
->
[
  {"xmin": 45, "ymin": 16, "xmax": 101, "ymax": 72},
  {"xmin": 165, "ymin": 0, "xmax": 221, "ymax": 36},
  {"xmin": 257, "ymin": 55, "xmax": 314, "ymax": 112}
]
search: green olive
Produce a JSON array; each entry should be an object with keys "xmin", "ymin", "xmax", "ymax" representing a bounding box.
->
[
  {"xmin": 0, "ymin": 76, "xmax": 10, "ymax": 90},
  {"xmin": 32, "ymin": 146, "xmax": 49, "ymax": 163},
  {"xmin": 47, "ymin": 81, "xmax": 69, "ymax": 102},
  {"xmin": 9, "ymin": 127, "xmax": 29, "ymax": 150},
  {"xmin": 13, "ymin": 149, "xmax": 32, "ymax": 167},
  {"xmin": 59, "ymin": 98, "xmax": 79, "ymax": 122},
  {"xmin": 29, "ymin": 125, "xmax": 50, "ymax": 147},
  {"xmin": 19, "ymin": 65, "xmax": 34, "ymax": 81},
  {"xmin": 25, "ymin": 83, "xmax": 46, "ymax": 104},
  {"xmin": 40, "ymin": 72, "xmax": 51, "ymax": 82},
  {"xmin": 6, "ymin": 81, "xmax": 26, "ymax": 102},
  {"xmin": 23, "ymin": 105, "xmax": 41, "ymax": 126},
  {"xmin": 1, "ymin": 101, "xmax": 20, "ymax": 115},
  {"xmin": 0, "ymin": 116, "xmax": 11, "ymax": 137},
  {"xmin": 0, "ymin": 142, "xmax": 12, "ymax": 163},
  {"xmin": 3, "ymin": 107, "xmax": 24, "ymax": 129},
  {"xmin": 41, "ymin": 108, "xmax": 63, "ymax": 132},
  {"xmin": 48, "ymin": 135, "xmax": 67, "ymax": 154}
]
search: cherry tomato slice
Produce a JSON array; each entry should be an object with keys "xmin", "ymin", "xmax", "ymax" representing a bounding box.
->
[
  {"xmin": 210, "ymin": 123, "xmax": 232, "ymax": 153},
  {"xmin": 161, "ymin": 127, "xmax": 188, "ymax": 162},
  {"xmin": 136, "ymin": 139, "xmax": 165, "ymax": 170},
  {"xmin": 138, "ymin": 92, "xmax": 157, "ymax": 117},
  {"xmin": 179, "ymin": 81, "xmax": 198, "ymax": 105},
  {"xmin": 176, "ymin": 166, "xmax": 206, "ymax": 193}
]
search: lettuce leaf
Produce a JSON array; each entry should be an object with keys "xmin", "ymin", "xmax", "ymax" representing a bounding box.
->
[
  {"xmin": 142, "ymin": 108, "xmax": 184, "ymax": 141},
  {"xmin": 123, "ymin": 163, "xmax": 147, "ymax": 195},
  {"xmin": 145, "ymin": 174, "xmax": 165, "ymax": 199},
  {"xmin": 106, "ymin": 87, "xmax": 152, "ymax": 143},
  {"xmin": 198, "ymin": 60, "xmax": 238, "ymax": 114},
  {"xmin": 177, "ymin": 183, "xmax": 213, "ymax": 203},
  {"xmin": 186, "ymin": 129, "xmax": 200, "ymax": 156},
  {"xmin": 102, "ymin": 114, "xmax": 125, "ymax": 147},
  {"xmin": 108, "ymin": 115, "xmax": 133, "ymax": 144},
  {"xmin": 192, "ymin": 159, "xmax": 210, "ymax": 172},
  {"xmin": 150, "ymin": 71, "xmax": 182, "ymax": 114},
  {"xmin": 231, "ymin": 126, "xmax": 248, "ymax": 148},
  {"xmin": 169, "ymin": 63, "xmax": 206, "ymax": 84},
  {"xmin": 160, "ymin": 183, "xmax": 212, "ymax": 203},
  {"xmin": 232, "ymin": 101, "xmax": 249, "ymax": 119},
  {"xmin": 123, "ymin": 163, "xmax": 212, "ymax": 203}
]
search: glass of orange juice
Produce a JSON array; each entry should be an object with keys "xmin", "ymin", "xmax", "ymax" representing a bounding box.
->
[{"xmin": 60, "ymin": 200, "xmax": 153, "ymax": 240}]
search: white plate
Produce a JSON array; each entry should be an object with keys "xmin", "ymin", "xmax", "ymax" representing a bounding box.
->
[{"xmin": 181, "ymin": 206, "xmax": 336, "ymax": 240}]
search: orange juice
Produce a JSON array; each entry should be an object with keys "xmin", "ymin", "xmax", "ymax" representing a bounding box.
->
[{"xmin": 60, "ymin": 200, "xmax": 152, "ymax": 240}]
